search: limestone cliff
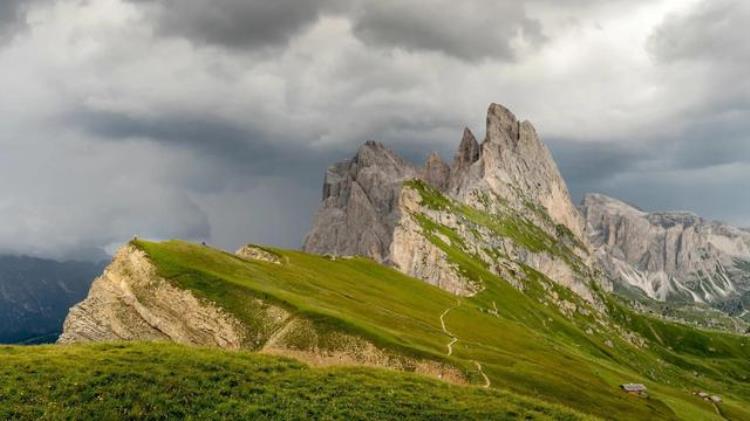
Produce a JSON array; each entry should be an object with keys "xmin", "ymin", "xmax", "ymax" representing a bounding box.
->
[
  {"xmin": 581, "ymin": 193, "xmax": 750, "ymax": 308},
  {"xmin": 58, "ymin": 245, "xmax": 246, "ymax": 347},
  {"xmin": 304, "ymin": 103, "xmax": 604, "ymax": 301}
]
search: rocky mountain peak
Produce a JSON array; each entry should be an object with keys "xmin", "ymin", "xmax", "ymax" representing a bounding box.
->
[
  {"xmin": 485, "ymin": 103, "xmax": 520, "ymax": 145},
  {"xmin": 354, "ymin": 140, "xmax": 414, "ymax": 175},
  {"xmin": 305, "ymin": 102, "xmax": 601, "ymax": 300},
  {"xmin": 581, "ymin": 193, "xmax": 646, "ymax": 219},
  {"xmin": 474, "ymin": 105, "xmax": 585, "ymax": 240}
]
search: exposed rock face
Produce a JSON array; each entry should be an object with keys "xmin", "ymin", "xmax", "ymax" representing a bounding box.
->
[
  {"xmin": 304, "ymin": 103, "xmax": 602, "ymax": 300},
  {"xmin": 422, "ymin": 152, "xmax": 451, "ymax": 191},
  {"xmin": 58, "ymin": 245, "xmax": 245, "ymax": 347},
  {"xmin": 236, "ymin": 245, "xmax": 282, "ymax": 264},
  {"xmin": 581, "ymin": 193, "xmax": 750, "ymax": 305},
  {"xmin": 304, "ymin": 141, "xmax": 420, "ymax": 263}
]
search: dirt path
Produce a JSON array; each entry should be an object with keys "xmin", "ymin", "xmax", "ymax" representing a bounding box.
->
[
  {"xmin": 474, "ymin": 361, "xmax": 491, "ymax": 388},
  {"xmin": 439, "ymin": 303, "xmax": 460, "ymax": 356},
  {"xmin": 439, "ymin": 301, "xmax": 492, "ymax": 388}
]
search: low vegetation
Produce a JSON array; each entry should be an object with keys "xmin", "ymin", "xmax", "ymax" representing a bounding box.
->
[{"xmin": 0, "ymin": 342, "xmax": 591, "ymax": 420}]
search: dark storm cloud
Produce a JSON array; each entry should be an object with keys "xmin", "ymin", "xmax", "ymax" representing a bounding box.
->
[
  {"xmin": 127, "ymin": 0, "xmax": 341, "ymax": 50},
  {"xmin": 127, "ymin": 0, "xmax": 544, "ymax": 60},
  {"xmin": 68, "ymin": 108, "xmax": 345, "ymax": 192},
  {"xmin": 547, "ymin": 139, "xmax": 651, "ymax": 187},
  {"xmin": 351, "ymin": 1, "xmax": 546, "ymax": 61},
  {"xmin": 669, "ymin": 112, "xmax": 750, "ymax": 169}
]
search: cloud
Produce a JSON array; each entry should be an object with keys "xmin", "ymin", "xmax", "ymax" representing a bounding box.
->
[
  {"xmin": 648, "ymin": 0, "xmax": 750, "ymax": 63},
  {"xmin": 127, "ymin": 0, "xmax": 341, "ymax": 50},
  {"xmin": 126, "ymin": 0, "xmax": 545, "ymax": 61},
  {"xmin": 0, "ymin": 0, "xmax": 43, "ymax": 41},
  {"xmin": 350, "ymin": 0, "xmax": 546, "ymax": 61}
]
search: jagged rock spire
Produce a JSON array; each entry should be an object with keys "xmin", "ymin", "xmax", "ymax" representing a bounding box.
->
[
  {"xmin": 486, "ymin": 103, "xmax": 520, "ymax": 145},
  {"xmin": 452, "ymin": 128, "xmax": 480, "ymax": 171},
  {"xmin": 423, "ymin": 152, "xmax": 451, "ymax": 191}
]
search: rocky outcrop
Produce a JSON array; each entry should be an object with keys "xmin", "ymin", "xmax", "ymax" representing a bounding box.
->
[
  {"xmin": 304, "ymin": 141, "xmax": 420, "ymax": 263},
  {"xmin": 58, "ymin": 245, "xmax": 246, "ymax": 347},
  {"xmin": 304, "ymin": 103, "xmax": 602, "ymax": 301},
  {"xmin": 236, "ymin": 245, "xmax": 282, "ymax": 264},
  {"xmin": 581, "ymin": 193, "xmax": 750, "ymax": 305}
]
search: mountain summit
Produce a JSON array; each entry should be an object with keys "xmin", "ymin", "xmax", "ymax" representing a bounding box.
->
[{"xmin": 305, "ymin": 103, "xmax": 602, "ymax": 299}]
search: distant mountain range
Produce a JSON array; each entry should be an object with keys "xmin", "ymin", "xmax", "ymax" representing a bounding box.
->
[
  {"xmin": 0, "ymin": 255, "xmax": 105, "ymax": 343},
  {"xmin": 581, "ymin": 193, "xmax": 750, "ymax": 327}
]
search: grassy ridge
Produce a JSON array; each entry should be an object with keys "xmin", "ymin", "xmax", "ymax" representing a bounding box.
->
[
  {"xmin": 0, "ymin": 342, "xmax": 592, "ymax": 420},
  {"xmin": 128, "ymin": 238, "xmax": 750, "ymax": 419}
]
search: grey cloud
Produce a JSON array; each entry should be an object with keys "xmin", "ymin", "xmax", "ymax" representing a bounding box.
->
[
  {"xmin": 351, "ymin": 1, "xmax": 546, "ymax": 60},
  {"xmin": 127, "ymin": 0, "xmax": 546, "ymax": 60},
  {"xmin": 648, "ymin": 0, "xmax": 750, "ymax": 63},
  {"xmin": 0, "ymin": 0, "xmax": 42, "ymax": 41},
  {"xmin": 128, "ymin": 0, "xmax": 339, "ymax": 50}
]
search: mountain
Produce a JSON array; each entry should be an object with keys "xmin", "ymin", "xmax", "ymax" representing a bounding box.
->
[
  {"xmin": 304, "ymin": 103, "xmax": 606, "ymax": 301},
  {"xmin": 581, "ymin": 193, "xmax": 750, "ymax": 319},
  {"xmin": 52, "ymin": 103, "xmax": 750, "ymax": 419},
  {"xmin": 0, "ymin": 255, "xmax": 104, "ymax": 343}
]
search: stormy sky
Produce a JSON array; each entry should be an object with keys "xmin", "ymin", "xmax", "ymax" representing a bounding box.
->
[{"xmin": 1, "ymin": 0, "xmax": 748, "ymax": 260}]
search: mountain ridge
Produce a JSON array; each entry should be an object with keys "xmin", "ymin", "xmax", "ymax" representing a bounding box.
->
[{"xmin": 581, "ymin": 192, "xmax": 750, "ymax": 312}]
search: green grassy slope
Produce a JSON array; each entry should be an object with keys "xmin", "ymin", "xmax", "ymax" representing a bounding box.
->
[
  {"xmin": 0, "ymin": 342, "xmax": 591, "ymax": 420},
  {"xmin": 128, "ymin": 238, "xmax": 749, "ymax": 420}
]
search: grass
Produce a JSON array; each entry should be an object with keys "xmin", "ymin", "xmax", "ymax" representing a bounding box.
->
[
  {"xmin": 124, "ymin": 237, "xmax": 750, "ymax": 420},
  {"xmin": 0, "ymin": 342, "xmax": 592, "ymax": 420}
]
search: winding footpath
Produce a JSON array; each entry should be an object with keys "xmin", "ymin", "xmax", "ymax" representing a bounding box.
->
[
  {"xmin": 439, "ymin": 304, "xmax": 460, "ymax": 356},
  {"xmin": 439, "ymin": 300, "xmax": 491, "ymax": 388}
]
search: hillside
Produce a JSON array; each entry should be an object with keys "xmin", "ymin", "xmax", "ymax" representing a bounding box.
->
[
  {"xmin": 60, "ymin": 239, "xmax": 750, "ymax": 419},
  {"xmin": 0, "ymin": 342, "xmax": 589, "ymax": 420}
]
